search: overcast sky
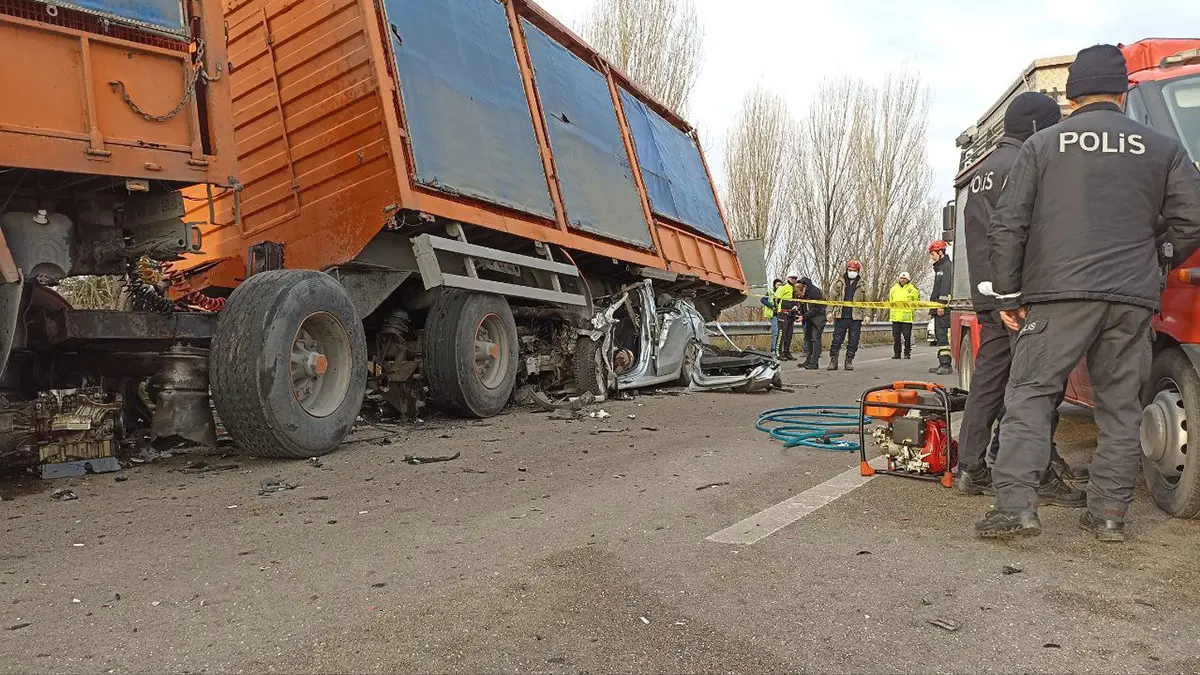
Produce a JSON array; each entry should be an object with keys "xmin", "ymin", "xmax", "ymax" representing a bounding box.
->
[{"xmin": 535, "ymin": 0, "xmax": 1199, "ymax": 201}]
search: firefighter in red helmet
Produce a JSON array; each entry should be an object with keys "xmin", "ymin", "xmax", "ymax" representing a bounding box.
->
[{"xmin": 928, "ymin": 240, "xmax": 953, "ymax": 375}]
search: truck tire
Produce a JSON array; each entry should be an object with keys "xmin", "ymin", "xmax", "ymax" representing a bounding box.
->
[
  {"xmin": 573, "ymin": 337, "xmax": 608, "ymax": 397},
  {"xmin": 1140, "ymin": 348, "xmax": 1200, "ymax": 518},
  {"xmin": 210, "ymin": 270, "xmax": 367, "ymax": 458},
  {"xmin": 423, "ymin": 290, "xmax": 518, "ymax": 418},
  {"xmin": 958, "ymin": 338, "xmax": 974, "ymax": 391}
]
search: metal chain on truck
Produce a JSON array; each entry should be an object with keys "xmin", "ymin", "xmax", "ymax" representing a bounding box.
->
[{"xmin": 109, "ymin": 39, "xmax": 209, "ymax": 123}]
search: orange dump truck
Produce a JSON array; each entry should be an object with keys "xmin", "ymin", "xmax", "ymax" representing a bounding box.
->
[{"xmin": 1, "ymin": 0, "xmax": 768, "ymax": 465}]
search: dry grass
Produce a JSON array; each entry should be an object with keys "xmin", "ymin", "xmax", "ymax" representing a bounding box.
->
[{"xmin": 55, "ymin": 276, "xmax": 127, "ymax": 310}]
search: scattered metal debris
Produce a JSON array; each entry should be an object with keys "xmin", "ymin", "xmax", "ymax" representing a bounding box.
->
[
  {"xmin": 548, "ymin": 409, "xmax": 579, "ymax": 421},
  {"xmin": 50, "ymin": 488, "xmax": 77, "ymax": 501},
  {"xmin": 855, "ymin": 550, "xmax": 872, "ymax": 556},
  {"xmin": 7, "ymin": 622, "xmax": 32, "ymax": 631},
  {"xmin": 530, "ymin": 390, "xmax": 595, "ymax": 413},
  {"xmin": 307, "ymin": 457, "xmax": 323, "ymax": 468},
  {"xmin": 102, "ymin": 593, "xmax": 121, "ymax": 608},
  {"xmin": 642, "ymin": 426, "xmax": 660, "ymax": 432},
  {"xmin": 181, "ymin": 461, "xmax": 240, "ymax": 475},
  {"xmin": 1043, "ymin": 643, "xmax": 1061, "ymax": 649},
  {"xmin": 928, "ymin": 618, "xmax": 960, "ymax": 632},
  {"xmin": 114, "ymin": 473, "xmax": 128, "ymax": 482},
  {"xmin": 696, "ymin": 481, "xmax": 731, "ymax": 491},
  {"xmin": 259, "ymin": 478, "xmax": 298, "ymax": 495},
  {"xmin": 402, "ymin": 452, "xmax": 460, "ymax": 465},
  {"xmin": 1134, "ymin": 598, "xmax": 1157, "ymax": 608},
  {"xmin": 589, "ymin": 410, "xmax": 611, "ymax": 420},
  {"xmin": 40, "ymin": 457, "xmax": 122, "ymax": 479},
  {"xmin": 1002, "ymin": 565, "xmax": 1023, "ymax": 576}
]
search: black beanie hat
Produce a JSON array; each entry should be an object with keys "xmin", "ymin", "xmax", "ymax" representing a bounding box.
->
[
  {"xmin": 1004, "ymin": 92, "xmax": 1062, "ymax": 141},
  {"xmin": 1066, "ymin": 44, "xmax": 1128, "ymax": 99}
]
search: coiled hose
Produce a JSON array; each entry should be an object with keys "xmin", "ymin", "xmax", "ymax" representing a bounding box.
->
[{"xmin": 756, "ymin": 405, "xmax": 871, "ymax": 452}]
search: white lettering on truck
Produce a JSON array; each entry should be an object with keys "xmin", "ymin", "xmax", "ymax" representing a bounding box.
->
[{"xmin": 1059, "ymin": 131, "xmax": 1146, "ymax": 155}]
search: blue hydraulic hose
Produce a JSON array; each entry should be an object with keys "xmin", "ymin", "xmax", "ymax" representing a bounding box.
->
[{"xmin": 756, "ymin": 405, "xmax": 870, "ymax": 452}]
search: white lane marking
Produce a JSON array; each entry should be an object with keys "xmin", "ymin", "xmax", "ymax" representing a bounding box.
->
[
  {"xmin": 706, "ymin": 419, "xmax": 963, "ymax": 546},
  {"xmin": 706, "ymin": 456, "xmax": 889, "ymax": 545}
]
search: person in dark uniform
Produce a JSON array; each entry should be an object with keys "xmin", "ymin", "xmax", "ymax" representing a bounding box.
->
[
  {"xmin": 828, "ymin": 260, "xmax": 866, "ymax": 371},
  {"xmin": 797, "ymin": 277, "xmax": 826, "ymax": 370},
  {"xmin": 978, "ymin": 45, "xmax": 1200, "ymax": 541},
  {"xmin": 955, "ymin": 92, "xmax": 1084, "ymax": 508},
  {"xmin": 928, "ymin": 240, "xmax": 953, "ymax": 375}
]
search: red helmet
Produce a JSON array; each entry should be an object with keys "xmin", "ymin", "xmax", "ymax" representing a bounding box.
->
[
  {"xmin": 929, "ymin": 240, "xmax": 948, "ymax": 253},
  {"xmin": 846, "ymin": 260, "xmax": 862, "ymax": 272}
]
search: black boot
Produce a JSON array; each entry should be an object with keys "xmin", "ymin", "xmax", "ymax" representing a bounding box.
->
[
  {"xmin": 903, "ymin": 353, "xmax": 911, "ymax": 360},
  {"xmin": 955, "ymin": 465, "xmax": 994, "ymax": 496},
  {"xmin": 1052, "ymin": 455, "xmax": 1089, "ymax": 486},
  {"xmin": 930, "ymin": 354, "xmax": 953, "ymax": 375},
  {"xmin": 827, "ymin": 354, "xmax": 839, "ymax": 371},
  {"xmin": 1078, "ymin": 511, "xmax": 1126, "ymax": 542},
  {"xmin": 1038, "ymin": 468, "xmax": 1086, "ymax": 508},
  {"xmin": 975, "ymin": 509, "xmax": 1042, "ymax": 539},
  {"xmin": 844, "ymin": 355, "xmax": 855, "ymax": 371}
]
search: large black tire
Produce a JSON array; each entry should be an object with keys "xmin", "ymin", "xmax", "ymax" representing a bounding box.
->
[
  {"xmin": 210, "ymin": 270, "xmax": 367, "ymax": 458},
  {"xmin": 1141, "ymin": 348, "xmax": 1200, "ymax": 518},
  {"xmin": 423, "ymin": 290, "xmax": 518, "ymax": 418},
  {"xmin": 573, "ymin": 337, "xmax": 608, "ymax": 397},
  {"xmin": 958, "ymin": 337, "xmax": 974, "ymax": 391}
]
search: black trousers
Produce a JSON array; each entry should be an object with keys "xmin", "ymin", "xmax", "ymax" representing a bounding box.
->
[
  {"xmin": 891, "ymin": 322, "xmax": 912, "ymax": 357},
  {"xmin": 830, "ymin": 319, "xmax": 862, "ymax": 360},
  {"xmin": 994, "ymin": 301, "xmax": 1152, "ymax": 516},
  {"xmin": 804, "ymin": 316, "xmax": 826, "ymax": 366},
  {"xmin": 933, "ymin": 312, "xmax": 952, "ymax": 365},
  {"xmin": 960, "ymin": 311, "xmax": 1066, "ymax": 473},
  {"xmin": 777, "ymin": 312, "xmax": 797, "ymax": 357}
]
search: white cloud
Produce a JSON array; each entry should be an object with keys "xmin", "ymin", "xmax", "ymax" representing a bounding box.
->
[{"xmin": 534, "ymin": 0, "xmax": 1200, "ymax": 199}]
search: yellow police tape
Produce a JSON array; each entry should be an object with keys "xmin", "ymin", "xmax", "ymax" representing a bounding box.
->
[{"xmin": 779, "ymin": 298, "xmax": 947, "ymax": 310}]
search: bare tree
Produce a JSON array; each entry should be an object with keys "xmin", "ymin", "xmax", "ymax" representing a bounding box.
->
[
  {"xmin": 851, "ymin": 72, "xmax": 939, "ymax": 316},
  {"xmin": 579, "ymin": 0, "xmax": 703, "ymax": 113},
  {"xmin": 723, "ymin": 87, "xmax": 792, "ymax": 272},
  {"xmin": 782, "ymin": 79, "xmax": 865, "ymax": 293}
]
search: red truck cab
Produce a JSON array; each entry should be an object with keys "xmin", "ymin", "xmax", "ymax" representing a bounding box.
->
[{"xmin": 950, "ymin": 38, "xmax": 1200, "ymax": 517}]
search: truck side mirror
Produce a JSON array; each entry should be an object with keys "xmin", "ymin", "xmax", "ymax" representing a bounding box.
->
[{"xmin": 941, "ymin": 201, "xmax": 956, "ymax": 243}]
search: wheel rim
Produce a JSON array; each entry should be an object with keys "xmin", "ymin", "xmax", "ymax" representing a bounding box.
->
[
  {"xmin": 1142, "ymin": 381, "xmax": 1188, "ymax": 484},
  {"xmin": 289, "ymin": 312, "xmax": 353, "ymax": 418},
  {"xmin": 474, "ymin": 313, "xmax": 511, "ymax": 390}
]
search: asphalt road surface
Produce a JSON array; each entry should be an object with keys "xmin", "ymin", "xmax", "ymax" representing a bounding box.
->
[{"xmin": 3, "ymin": 345, "xmax": 1199, "ymax": 674}]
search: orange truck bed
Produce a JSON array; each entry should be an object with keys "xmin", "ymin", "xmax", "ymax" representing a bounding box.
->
[
  {"xmin": 0, "ymin": 0, "xmax": 234, "ymax": 187},
  {"xmin": 184, "ymin": 0, "xmax": 746, "ymax": 298}
]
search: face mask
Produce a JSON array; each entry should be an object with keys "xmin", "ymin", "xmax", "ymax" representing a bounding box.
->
[{"xmin": 847, "ymin": 271, "xmax": 859, "ymax": 279}]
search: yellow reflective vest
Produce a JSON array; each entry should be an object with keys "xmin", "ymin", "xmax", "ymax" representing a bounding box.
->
[{"xmin": 888, "ymin": 282, "xmax": 920, "ymax": 323}]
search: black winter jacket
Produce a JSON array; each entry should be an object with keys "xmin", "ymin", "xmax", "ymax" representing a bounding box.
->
[
  {"xmin": 989, "ymin": 102, "xmax": 1200, "ymax": 310},
  {"xmin": 964, "ymin": 137, "xmax": 1022, "ymax": 310}
]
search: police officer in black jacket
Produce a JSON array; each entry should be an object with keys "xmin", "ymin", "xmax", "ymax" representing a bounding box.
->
[
  {"xmin": 979, "ymin": 45, "xmax": 1200, "ymax": 541},
  {"xmin": 956, "ymin": 92, "xmax": 1084, "ymax": 508}
]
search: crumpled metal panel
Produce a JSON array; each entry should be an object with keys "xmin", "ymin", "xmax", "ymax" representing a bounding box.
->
[
  {"xmin": 388, "ymin": 0, "xmax": 555, "ymax": 220},
  {"xmin": 619, "ymin": 90, "xmax": 730, "ymax": 244},
  {"xmin": 522, "ymin": 20, "xmax": 653, "ymax": 249},
  {"xmin": 32, "ymin": 0, "xmax": 187, "ymax": 36}
]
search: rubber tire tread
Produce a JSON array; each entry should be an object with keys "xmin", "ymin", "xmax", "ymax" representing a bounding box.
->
[
  {"xmin": 210, "ymin": 270, "xmax": 367, "ymax": 459},
  {"xmin": 423, "ymin": 290, "xmax": 518, "ymax": 418},
  {"xmin": 1143, "ymin": 348, "xmax": 1200, "ymax": 518},
  {"xmin": 573, "ymin": 337, "xmax": 606, "ymax": 397}
]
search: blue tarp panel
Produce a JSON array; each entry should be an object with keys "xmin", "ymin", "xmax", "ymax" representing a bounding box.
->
[
  {"xmin": 387, "ymin": 0, "xmax": 555, "ymax": 220},
  {"xmin": 522, "ymin": 21, "xmax": 653, "ymax": 249},
  {"xmin": 42, "ymin": 0, "xmax": 186, "ymax": 35},
  {"xmin": 619, "ymin": 90, "xmax": 729, "ymax": 244}
]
